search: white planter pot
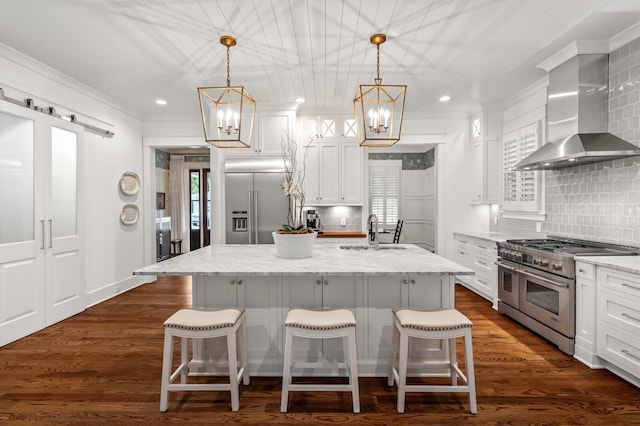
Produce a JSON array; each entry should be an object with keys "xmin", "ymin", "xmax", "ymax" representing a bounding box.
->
[{"xmin": 272, "ymin": 231, "xmax": 317, "ymax": 259}]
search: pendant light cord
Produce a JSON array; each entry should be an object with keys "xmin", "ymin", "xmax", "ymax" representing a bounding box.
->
[{"xmin": 226, "ymin": 46, "xmax": 231, "ymax": 87}]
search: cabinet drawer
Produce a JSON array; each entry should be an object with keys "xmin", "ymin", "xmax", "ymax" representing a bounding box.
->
[
  {"xmin": 575, "ymin": 262, "xmax": 595, "ymax": 281},
  {"xmin": 472, "ymin": 240, "xmax": 496, "ymax": 257},
  {"xmin": 597, "ymin": 323, "xmax": 640, "ymax": 379},
  {"xmin": 597, "ymin": 290, "xmax": 640, "ymax": 335},
  {"xmin": 599, "ymin": 268, "xmax": 640, "ymax": 297},
  {"xmin": 473, "ymin": 255, "xmax": 495, "ymax": 275}
]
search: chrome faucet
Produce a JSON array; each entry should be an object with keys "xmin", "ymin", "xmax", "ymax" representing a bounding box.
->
[{"xmin": 367, "ymin": 214, "xmax": 379, "ymax": 250}]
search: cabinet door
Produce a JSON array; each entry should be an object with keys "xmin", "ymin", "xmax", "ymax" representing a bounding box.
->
[
  {"xmin": 319, "ymin": 142, "xmax": 340, "ymax": 204},
  {"xmin": 0, "ymin": 103, "xmax": 46, "ymax": 347},
  {"xmin": 322, "ymin": 276, "xmax": 360, "ymax": 359},
  {"xmin": 470, "ymin": 138, "xmax": 483, "ymax": 203},
  {"xmin": 237, "ymin": 276, "xmax": 281, "ymax": 364},
  {"xmin": 367, "ymin": 276, "xmax": 403, "ymax": 360},
  {"xmin": 282, "ymin": 276, "xmax": 322, "ymax": 360},
  {"xmin": 341, "ymin": 143, "xmax": 363, "ymax": 204},
  {"xmin": 303, "ymin": 143, "xmax": 320, "ymax": 203},
  {"xmin": 258, "ymin": 112, "xmax": 293, "ymax": 155},
  {"xmin": 404, "ymin": 276, "xmax": 448, "ymax": 361}
]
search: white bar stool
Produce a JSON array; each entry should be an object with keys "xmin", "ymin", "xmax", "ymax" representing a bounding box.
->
[
  {"xmin": 387, "ymin": 309, "xmax": 477, "ymax": 414},
  {"xmin": 160, "ymin": 308, "xmax": 249, "ymax": 412},
  {"xmin": 280, "ymin": 308, "xmax": 360, "ymax": 413}
]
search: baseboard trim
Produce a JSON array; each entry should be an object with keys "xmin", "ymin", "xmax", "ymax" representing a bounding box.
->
[{"xmin": 86, "ymin": 275, "xmax": 154, "ymax": 308}]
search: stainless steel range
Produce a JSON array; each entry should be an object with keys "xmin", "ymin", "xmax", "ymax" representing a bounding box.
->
[{"xmin": 496, "ymin": 236, "xmax": 639, "ymax": 355}]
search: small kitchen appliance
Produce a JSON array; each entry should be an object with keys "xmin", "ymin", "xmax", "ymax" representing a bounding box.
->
[{"xmin": 306, "ymin": 209, "xmax": 320, "ymax": 230}]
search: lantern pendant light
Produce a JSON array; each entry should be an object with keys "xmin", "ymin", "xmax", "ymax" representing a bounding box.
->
[
  {"xmin": 353, "ymin": 33, "xmax": 407, "ymax": 147},
  {"xmin": 197, "ymin": 35, "xmax": 256, "ymax": 148}
]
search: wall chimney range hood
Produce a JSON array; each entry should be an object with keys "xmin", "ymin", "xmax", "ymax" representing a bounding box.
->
[{"xmin": 514, "ymin": 54, "xmax": 640, "ymax": 171}]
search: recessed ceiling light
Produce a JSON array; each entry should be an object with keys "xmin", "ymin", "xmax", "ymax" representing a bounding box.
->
[
  {"xmin": 295, "ymin": 98, "xmax": 305, "ymax": 103},
  {"xmin": 439, "ymin": 95, "xmax": 451, "ymax": 102},
  {"xmin": 155, "ymin": 99, "xmax": 167, "ymax": 105}
]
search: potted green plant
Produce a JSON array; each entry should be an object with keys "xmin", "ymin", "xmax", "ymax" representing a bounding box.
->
[{"xmin": 272, "ymin": 131, "xmax": 317, "ymax": 258}]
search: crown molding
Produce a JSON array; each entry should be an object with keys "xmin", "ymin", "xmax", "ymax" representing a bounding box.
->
[
  {"xmin": 536, "ymin": 40, "xmax": 610, "ymax": 72},
  {"xmin": 610, "ymin": 21, "xmax": 640, "ymax": 52}
]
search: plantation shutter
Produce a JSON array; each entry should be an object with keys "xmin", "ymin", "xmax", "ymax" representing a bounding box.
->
[
  {"xmin": 369, "ymin": 164, "xmax": 400, "ymax": 228},
  {"xmin": 501, "ymin": 122, "xmax": 541, "ymax": 213}
]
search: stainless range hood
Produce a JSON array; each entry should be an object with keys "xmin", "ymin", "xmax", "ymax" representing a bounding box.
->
[{"xmin": 514, "ymin": 54, "xmax": 640, "ymax": 170}]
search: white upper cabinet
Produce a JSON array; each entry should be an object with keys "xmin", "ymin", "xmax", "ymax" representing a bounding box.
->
[
  {"xmin": 298, "ymin": 114, "xmax": 363, "ymax": 206},
  {"xmin": 470, "ymin": 109, "xmax": 502, "ymax": 204},
  {"xmin": 227, "ymin": 111, "xmax": 295, "ymax": 156}
]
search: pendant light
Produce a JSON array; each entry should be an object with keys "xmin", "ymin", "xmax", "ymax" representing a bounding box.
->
[
  {"xmin": 197, "ymin": 35, "xmax": 256, "ymax": 148},
  {"xmin": 353, "ymin": 34, "xmax": 406, "ymax": 147}
]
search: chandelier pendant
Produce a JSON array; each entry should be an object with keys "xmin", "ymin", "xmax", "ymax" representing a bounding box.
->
[{"xmin": 353, "ymin": 33, "xmax": 406, "ymax": 147}]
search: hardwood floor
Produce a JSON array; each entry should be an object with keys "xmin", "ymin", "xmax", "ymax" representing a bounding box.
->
[{"xmin": 1, "ymin": 276, "xmax": 638, "ymax": 425}]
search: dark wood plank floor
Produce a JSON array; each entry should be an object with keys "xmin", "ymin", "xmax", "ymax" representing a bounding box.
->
[{"xmin": 1, "ymin": 276, "xmax": 639, "ymax": 425}]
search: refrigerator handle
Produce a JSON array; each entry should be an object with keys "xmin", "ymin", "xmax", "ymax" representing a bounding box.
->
[
  {"xmin": 248, "ymin": 190, "xmax": 254, "ymax": 244},
  {"xmin": 253, "ymin": 190, "xmax": 259, "ymax": 243}
]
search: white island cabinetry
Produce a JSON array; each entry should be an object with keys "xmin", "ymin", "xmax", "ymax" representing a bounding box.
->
[{"xmin": 135, "ymin": 243, "xmax": 472, "ymax": 376}]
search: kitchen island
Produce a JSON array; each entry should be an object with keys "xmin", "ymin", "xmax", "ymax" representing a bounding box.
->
[{"xmin": 134, "ymin": 243, "xmax": 473, "ymax": 376}]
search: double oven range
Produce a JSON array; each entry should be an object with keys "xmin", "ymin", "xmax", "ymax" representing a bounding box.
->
[{"xmin": 497, "ymin": 236, "xmax": 638, "ymax": 355}]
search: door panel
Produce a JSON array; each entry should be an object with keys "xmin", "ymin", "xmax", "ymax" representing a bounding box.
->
[
  {"xmin": 0, "ymin": 104, "xmax": 46, "ymax": 346},
  {"xmin": 253, "ymin": 172, "xmax": 287, "ymax": 244},
  {"xmin": 46, "ymin": 123, "xmax": 85, "ymax": 326},
  {"xmin": 225, "ymin": 173, "xmax": 252, "ymax": 244}
]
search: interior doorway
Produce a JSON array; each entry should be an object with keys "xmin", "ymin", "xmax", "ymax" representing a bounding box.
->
[{"xmin": 189, "ymin": 168, "xmax": 211, "ymax": 251}]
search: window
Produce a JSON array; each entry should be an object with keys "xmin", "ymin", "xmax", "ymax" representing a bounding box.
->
[
  {"xmin": 502, "ymin": 122, "xmax": 542, "ymax": 214},
  {"xmin": 369, "ymin": 162, "xmax": 401, "ymax": 228},
  {"xmin": 472, "ymin": 117, "xmax": 481, "ymax": 138}
]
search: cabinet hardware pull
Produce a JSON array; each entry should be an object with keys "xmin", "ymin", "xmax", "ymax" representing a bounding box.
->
[
  {"xmin": 622, "ymin": 283, "xmax": 640, "ymax": 291},
  {"xmin": 621, "ymin": 349, "xmax": 640, "ymax": 361},
  {"xmin": 238, "ymin": 280, "xmax": 243, "ymax": 285},
  {"xmin": 324, "ymin": 280, "xmax": 328, "ymax": 285},
  {"xmin": 621, "ymin": 313, "xmax": 640, "ymax": 323},
  {"xmin": 402, "ymin": 280, "xmax": 408, "ymax": 285},
  {"xmin": 478, "ymin": 245, "xmax": 487, "ymax": 250},
  {"xmin": 40, "ymin": 220, "xmax": 45, "ymax": 249},
  {"xmin": 459, "ymin": 251, "xmax": 466, "ymax": 255},
  {"xmin": 478, "ymin": 279, "xmax": 487, "ymax": 285},
  {"xmin": 410, "ymin": 279, "xmax": 415, "ymax": 285},
  {"xmin": 230, "ymin": 280, "xmax": 235, "ymax": 285},
  {"xmin": 316, "ymin": 280, "xmax": 321, "ymax": 285},
  {"xmin": 578, "ymin": 268, "xmax": 585, "ymax": 273},
  {"xmin": 478, "ymin": 261, "xmax": 487, "ymax": 266},
  {"xmin": 48, "ymin": 219, "xmax": 53, "ymax": 248}
]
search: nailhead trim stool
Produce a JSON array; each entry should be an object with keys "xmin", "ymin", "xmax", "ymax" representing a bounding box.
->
[
  {"xmin": 280, "ymin": 308, "xmax": 360, "ymax": 413},
  {"xmin": 159, "ymin": 308, "xmax": 249, "ymax": 412},
  {"xmin": 387, "ymin": 309, "xmax": 477, "ymax": 414}
]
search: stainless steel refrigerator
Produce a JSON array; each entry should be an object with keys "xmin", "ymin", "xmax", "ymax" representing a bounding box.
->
[{"xmin": 225, "ymin": 158, "xmax": 289, "ymax": 244}]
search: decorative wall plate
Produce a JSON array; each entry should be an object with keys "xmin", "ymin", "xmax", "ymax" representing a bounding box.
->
[
  {"xmin": 120, "ymin": 204, "xmax": 139, "ymax": 225},
  {"xmin": 119, "ymin": 172, "xmax": 140, "ymax": 196}
]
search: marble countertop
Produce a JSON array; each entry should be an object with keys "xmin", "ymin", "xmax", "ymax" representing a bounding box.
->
[
  {"xmin": 454, "ymin": 231, "xmax": 523, "ymax": 243},
  {"xmin": 134, "ymin": 243, "xmax": 474, "ymax": 277},
  {"xmin": 574, "ymin": 255, "xmax": 640, "ymax": 275}
]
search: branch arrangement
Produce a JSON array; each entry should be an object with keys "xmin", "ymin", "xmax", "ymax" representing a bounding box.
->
[{"xmin": 280, "ymin": 130, "xmax": 314, "ymax": 232}]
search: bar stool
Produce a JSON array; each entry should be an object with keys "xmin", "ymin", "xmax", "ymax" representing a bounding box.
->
[
  {"xmin": 160, "ymin": 308, "xmax": 249, "ymax": 412},
  {"xmin": 280, "ymin": 308, "xmax": 360, "ymax": 413},
  {"xmin": 388, "ymin": 309, "xmax": 477, "ymax": 414}
]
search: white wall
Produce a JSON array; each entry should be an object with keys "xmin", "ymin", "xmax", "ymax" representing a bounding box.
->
[{"xmin": 0, "ymin": 43, "xmax": 148, "ymax": 306}]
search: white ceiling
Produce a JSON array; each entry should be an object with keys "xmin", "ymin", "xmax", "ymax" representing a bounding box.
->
[{"xmin": 2, "ymin": 0, "xmax": 640, "ymax": 121}]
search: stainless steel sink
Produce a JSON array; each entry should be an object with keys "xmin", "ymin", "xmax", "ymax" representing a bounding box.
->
[{"xmin": 339, "ymin": 244, "xmax": 406, "ymax": 250}]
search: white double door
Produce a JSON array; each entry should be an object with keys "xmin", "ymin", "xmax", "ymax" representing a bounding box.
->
[{"xmin": 0, "ymin": 102, "xmax": 85, "ymax": 347}]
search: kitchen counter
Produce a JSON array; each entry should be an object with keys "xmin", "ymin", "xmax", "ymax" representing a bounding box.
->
[
  {"xmin": 134, "ymin": 243, "xmax": 473, "ymax": 277},
  {"xmin": 317, "ymin": 230, "xmax": 367, "ymax": 239},
  {"xmin": 134, "ymin": 243, "xmax": 472, "ymax": 376},
  {"xmin": 454, "ymin": 230, "xmax": 523, "ymax": 243},
  {"xmin": 573, "ymin": 255, "xmax": 640, "ymax": 275}
]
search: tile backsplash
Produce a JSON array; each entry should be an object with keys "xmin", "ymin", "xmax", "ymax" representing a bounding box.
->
[
  {"xmin": 545, "ymin": 38, "xmax": 640, "ymax": 247},
  {"xmin": 305, "ymin": 206, "xmax": 362, "ymax": 231},
  {"xmin": 495, "ymin": 37, "xmax": 640, "ymax": 248}
]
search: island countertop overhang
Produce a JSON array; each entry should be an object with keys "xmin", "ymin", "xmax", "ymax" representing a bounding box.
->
[{"xmin": 133, "ymin": 243, "xmax": 474, "ymax": 277}]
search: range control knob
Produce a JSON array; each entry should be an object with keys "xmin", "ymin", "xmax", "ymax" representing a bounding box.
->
[
  {"xmin": 551, "ymin": 263, "xmax": 563, "ymax": 272},
  {"xmin": 539, "ymin": 259, "xmax": 549, "ymax": 267}
]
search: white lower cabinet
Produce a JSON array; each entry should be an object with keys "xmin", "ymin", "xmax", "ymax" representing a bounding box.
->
[
  {"xmin": 193, "ymin": 275, "xmax": 281, "ymax": 375},
  {"xmin": 454, "ymin": 234, "xmax": 498, "ymax": 308},
  {"xmin": 366, "ymin": 276, "xmax": 450, "ymax": 375},
  {"xmin": 281, "ymin": 275, "xmax": 364, "ymax": 369},
  {"xmin": 574, "ymin": 261, "xmax": 601, "ymax": 367},
  {"xmin": 595, "ymin": 267, "xmax": 640, "ymax": 387}
]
